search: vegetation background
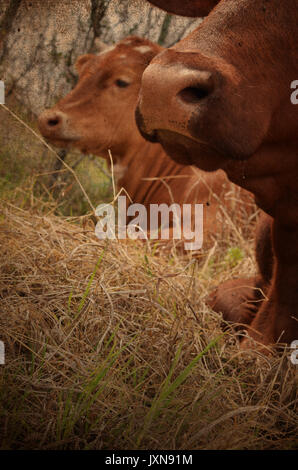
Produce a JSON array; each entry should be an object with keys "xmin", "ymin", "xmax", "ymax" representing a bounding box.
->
[{"xmin": 0, "ymin": 0, "xmax": 297, "ymax": 450}]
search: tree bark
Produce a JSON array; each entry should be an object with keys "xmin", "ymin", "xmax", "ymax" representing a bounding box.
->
[{"xmin": 0, "ymin": 0, "xmax": 201, "ymax": 115}]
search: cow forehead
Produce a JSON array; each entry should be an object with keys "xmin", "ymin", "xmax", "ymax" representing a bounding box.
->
[
  {"xmin": 77, "ymin": 37, "xmax": 160, "ymax": 83},
  {"xmin": 94, "ymin": 43, "xmax": 157, "ymax": 70},
  {"xmin": 133, "ymin": 45, "xmax": 154, "ymax": 54},
  {"xmin": 79, "ymin": 56, "xmax": 146, "ymax": 86},
  {"xmin": 99, "ymin": 37, "xmax": 158, "ymax": 62}
]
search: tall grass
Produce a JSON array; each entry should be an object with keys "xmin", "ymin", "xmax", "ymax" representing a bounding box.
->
[{"xmin": 0, "ymin": 103, "xmax": 297, "ymax": 450}]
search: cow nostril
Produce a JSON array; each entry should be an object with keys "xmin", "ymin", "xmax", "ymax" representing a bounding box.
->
[
  {"xmin": 48, "ymin": 118, "xmax": 60, "ymax": 127},
  {"xmin": 178, "ymin": 85, "xmax": 211, "ymax": 104}
]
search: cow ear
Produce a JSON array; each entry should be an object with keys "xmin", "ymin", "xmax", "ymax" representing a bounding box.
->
[
  {"xmin": 75, "ymin": 54, "xmax": 94, "ymax": 74},
  {"xmin": 143, "ymin": 45, "xmax": 164, "ymax": 65},
  {"xmin": 93, "ymin": 38, "xmax": 109, "ymax": 54},
  {"xmin": 148, "ymin": 0, "xmax": 219, "ymax": 17}
]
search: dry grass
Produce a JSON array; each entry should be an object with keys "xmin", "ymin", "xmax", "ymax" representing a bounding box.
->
[
  {"xmin": 0, "ymin": 103, "xmax": 297, "ymax": 450},
  {"xmin": 0, "ymin": 202, "xmax": 297, "ymax": 450},
  {"xmin": 0, "ymin": 102, "xmax": 112, "ymax": 216}
]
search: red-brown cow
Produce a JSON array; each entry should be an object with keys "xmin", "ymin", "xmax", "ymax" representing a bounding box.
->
[
  {"xmin": 137, "ymin": 1, "xmax": 298, "ymax": 348},
  {"xmin": 38, "ymin": 36, "xmax": 253, "ymax": 250}
]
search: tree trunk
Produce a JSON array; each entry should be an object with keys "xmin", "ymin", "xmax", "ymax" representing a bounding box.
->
[{"xmin": 0, "ymin": 0, "xmax": 201, "ymax": 116}]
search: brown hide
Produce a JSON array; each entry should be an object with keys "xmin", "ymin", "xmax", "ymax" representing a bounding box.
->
[{"xmin": 137, "ymin": 1, "xmax": 298, "ymax": 346}]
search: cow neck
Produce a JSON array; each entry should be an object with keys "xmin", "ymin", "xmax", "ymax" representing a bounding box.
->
[
  {"xmin": 224, "ymin": 142, "xmax": 298, "ymax": 223},
  {"xmin": 114, "ymin": 138, "xmax": 192, "ymax": 206}
]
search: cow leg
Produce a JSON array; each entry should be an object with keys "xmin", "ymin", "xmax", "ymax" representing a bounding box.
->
[
  {"xmin": 242, "ymin": 218, "xmax": 298, "ymax": 347},
  {"xmin": 207, "ymin": 212, "xmax": 273, "ymax": 331},
  {"xmin": 254, "ymin": 212, "xmax": 274, "ymax": 285},
  {"xmin": 207, "ymin": 276, "xmax": 268, "ymax": 331}
]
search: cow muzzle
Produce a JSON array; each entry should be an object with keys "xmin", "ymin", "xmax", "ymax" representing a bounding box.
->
[
  {"xmin": 136, "ymin": 57, "xmax": 228, "ymax": 170},
  {"xmin": 136, "ymin": 61, "xmax": 215, "ymax": 142},
  {"xmin": 38, "ymin": 109, "xmax": 80, "ymax": 144},
  {"xmin": 137, "ymin": 49, "xmax": 269, "ymax": 165}
]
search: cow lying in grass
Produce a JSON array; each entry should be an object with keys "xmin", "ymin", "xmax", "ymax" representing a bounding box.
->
[
  {"xmin": 136, "ymin": 1, "xmax": 298, "ymax": 347},
  {"xmin": 38, "ymin": 36, "xmax": 253, "ymax": 250}
]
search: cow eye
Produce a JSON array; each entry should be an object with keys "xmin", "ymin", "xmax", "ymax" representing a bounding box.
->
[{"xmin": 115, "ymin": 79, "xmax": 130, "ymax": 88}]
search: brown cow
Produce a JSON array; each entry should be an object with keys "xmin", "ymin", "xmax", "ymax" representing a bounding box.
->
[
  {"xmin": 38, "ymin": 36, "xmax": 253, "ymax": 250},
  {"xmin": 136, "ymin": 1, "xmax": 298, "ymax": 347}
]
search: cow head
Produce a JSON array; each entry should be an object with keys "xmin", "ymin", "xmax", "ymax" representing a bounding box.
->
[
  {"xmin": 38, "ymin": 37, "xmax": 162, "ymax": 157},
  {"xmin": 136, "ymin": 0, "xmax": 298, "ymax": 172}
]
